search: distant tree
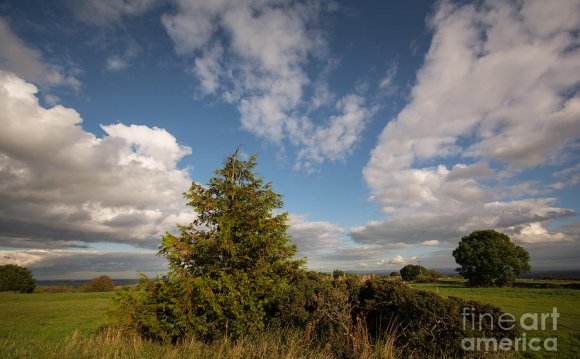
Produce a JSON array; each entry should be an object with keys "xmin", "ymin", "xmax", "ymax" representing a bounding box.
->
[
  {"xmin": 80, "ymin": 275, "xmax": 114, "ymax": 292},
  {"xmin": 332, "ymin": 269, "xmax": 346, "ymax": 279},
  {"xmin": 453, "ymin": 229, "xmax": 531, "ymax": 287},
  {"xmin": 389, "ymin": 271, "xmax": 400, "ymax": 277},
  {"xmin": 399, "ymin": 264, "xmax": 426, "ymax": 281},
  {"xmin": 0, "ymin": 264, "xmax": 36, "ymax": 293}
]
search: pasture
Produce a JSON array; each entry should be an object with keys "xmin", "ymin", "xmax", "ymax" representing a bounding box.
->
[
  {"xmin": 0, "ymin": 283, "xmax": 578, "ymax": 358},
  {"xmin": 411, "ymin": 282, "xmax": 580, "ymax": 358}
]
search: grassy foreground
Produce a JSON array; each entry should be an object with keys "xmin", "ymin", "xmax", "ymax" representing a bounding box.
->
[
  {"xmin": 0, "ymin": 292, "xmax": 397, "ymax": 359},
  {"xmin": 411, "ymin": 283, "xmax": 580, "ymax": 359},
  {"xmin": 0, "ymin": 292, "xmax": 112, "ymax": 340},
  {"xmin": 1, "ymin": 284, "xmax": 579, "ymax": 358}
]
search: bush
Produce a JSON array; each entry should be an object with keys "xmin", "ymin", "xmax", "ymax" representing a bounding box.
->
[
  {"xmin": 113, "ymin": 271, "xmax": 522, "ymax": 357},
  {"xmin": 80, "ymin": 275, "xmax": 114, "ymax": 292},
  {"xmin": 270, "ymin": 271, "xmax": 361, "ymax": 333},
  {"xmin": 414, "ymin": 269, "xmax": 444, "ymax": 283},
  {"xmin": 357, "ymin": 277, "xmax": 519, "ymax": 356},
  {"xmin": 112, "ymin": 276, "xmax": 191, "ymax": 342},
  {"xmin": 0, "ymin": 264, "xmax": 36, "ymax": 293}
]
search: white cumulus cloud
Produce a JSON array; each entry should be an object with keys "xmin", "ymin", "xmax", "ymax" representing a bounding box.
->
[
  {"xmin": 358, "ymin": 0, "xmax": 579, "ymax": 253},
  {"xmin": 162, "ymin": 0, "xmax": 372, "ymax": 169},
  {"xmin": 0, "ymin": 70, "xmax": 195, "ymax": 249}
]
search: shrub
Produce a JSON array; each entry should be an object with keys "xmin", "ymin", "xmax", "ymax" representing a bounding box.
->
[
  {"xmin": 414, "ymin": 269, "xmax": 443, "ymax": 283},
  {"xmin": 357, "ymin": 277, "xmax": 519, "ymax": 356},
  {"xmin": 111, "ymin": 276, "xmax": 191, "ymax": 342},
  {"xmin": 0, "ymin": 264, "xmax": 36, "ymax": 293},
  {"xmin": 81, "ymin": 275, "xmax": 114, "ymax": 292}
]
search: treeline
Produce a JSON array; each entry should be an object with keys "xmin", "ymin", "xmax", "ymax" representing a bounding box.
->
[
  {"xmin": 0, "ymin": 264, "xmax": 118, "ymax": 293},
  {"xmin": 35, "ymin": 275, "xmax": 116, "ymax": 293}
]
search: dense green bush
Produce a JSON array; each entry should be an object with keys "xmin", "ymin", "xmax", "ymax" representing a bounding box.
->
[
  {"xmin": 270, "ymin": 272, "xmax": 361, "ymax": 334},
  {"xmin": 357, "ymin": 277, "xmax": 519, "ymax": 356},
  {"xmin": 414, "ymin": 269, "xmax": 444, "ymax": 283},
  {"xmin": 112, "ymin": 276, "xmax": 191, "ymax": 342},
  {"xmin": 0, "ymin": 264, "xmax": 36, "ymax": 293},
  {"xmin": 80, "ymin": 275, "xmax": 115, "ymax": 292}
]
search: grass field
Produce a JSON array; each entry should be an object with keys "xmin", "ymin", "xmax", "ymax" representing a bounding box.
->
[
  {"xmin": 0, "ymin": 292, "xmax": 113, "ymax": 340},
  {"xmin": 0, "ymin": 292, "xmax": 390, "ymax": 359},
  {"xmin": 0, "ymin": 284, "xmax": 578, "ymax": 358},
  {"xmin": 411, "ymin": 283, "xmax": 580, "ymax": 359}
]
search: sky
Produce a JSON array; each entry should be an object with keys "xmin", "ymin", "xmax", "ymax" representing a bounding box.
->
[{"xmin": 0, "ymin": 0, "xmax": 579, "ymax": 279}]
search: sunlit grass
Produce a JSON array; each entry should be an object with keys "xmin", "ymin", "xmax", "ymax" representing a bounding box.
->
[
  {"xmin": 1, "ymin": 285, "xmax": 577, "ymax": 358},
  {"xmin": 411, "ymin": 282, "xmax": 580, "ymax": 358}
]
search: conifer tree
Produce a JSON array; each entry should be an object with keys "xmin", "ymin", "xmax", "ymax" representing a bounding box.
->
[{"xmin": 157, "ymin": 151, "xmax": 303, "ymax": 338}]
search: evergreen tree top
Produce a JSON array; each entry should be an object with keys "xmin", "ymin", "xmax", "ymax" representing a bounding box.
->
[{"xmin": 159, "ymin": 151, "xmax": 303, "ymax": 278}]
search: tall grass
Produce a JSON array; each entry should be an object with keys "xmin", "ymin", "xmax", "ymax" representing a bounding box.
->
[{"xmin": 0, "ymin": 325, "xmax": 401, "ymax": 359}]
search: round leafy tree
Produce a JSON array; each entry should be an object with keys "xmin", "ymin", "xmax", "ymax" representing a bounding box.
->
[
  {"xmin": 452, "ymin": 229, "xmax": 530, "ymax": 287},
  {"xmin": 157, "ymin": 151, "xmax": 304, "ymax": 338},
  {"xmin": 399, "ymin": 264, "xmax": 426, "ymax": 281},
  {"xmin": 0, "ymin": 264, "xmax": 36, "ymax": 293}
]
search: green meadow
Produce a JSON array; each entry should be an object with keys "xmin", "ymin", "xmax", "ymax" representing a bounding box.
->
[
  {"xmin": 0, "ymin": 283, "xmax": 578, "ymax": 358},
  {"xmin": 411, "ymin": 283, "xmax": 580, "ymax": 359}
]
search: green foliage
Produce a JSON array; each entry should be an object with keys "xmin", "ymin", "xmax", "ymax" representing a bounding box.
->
[
  {"xmin": 453, "ymin": 229, "xmax": 531, "ymax": 287},
  {"xmin": 332, "ymin": 269, "xmax": 345, "ymax": 279},
  {"xmin": 270, "ymin": 271, "xmax": 360, "ymax": 333},
  {"xmin": 112, "ymin": 276, "xmax": 191, "ymax": 342},
  {"xmin": 114, "ymin": 152, "xmax": 303, "ymax": 341},
  {"xmin": 4, "ymin": 287, "xmax": 580, "ymax": 358},
  {"xmin": 389, "ymin": 271, "xmax": 400, "ymax": 277},
  {"xmin": 108, "ymin": 155, "xmax": 534, "ymax": 357},
  {"xmin": 80, "ymin": 275, "xmax": 115, "ymax": 292},
  {"xmin": 414, "ymin": 269, "xmax": 443, "ymax": 283},
  {"xmin": 399, "ymin": 264, "xmax": 426, "ymax": 281},
  {"xmin": 357, "ymin": 277, "xmax": 519, "ymax": 357},
  {"xmin": 0, "ymin": 264, "xmax": 36, "ymax": 293}
]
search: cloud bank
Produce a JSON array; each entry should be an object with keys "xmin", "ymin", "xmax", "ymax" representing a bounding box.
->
[
  {"xmin": 358, "ymin": 0, "xmax": 579, "ymax": 256},
  {"xmin": 0, "ymin": 249, "xmax": 166, "ymax": 280},
  {"xmin": 0, "ymin": 71, "xmax": 194, "ymax": 250}
]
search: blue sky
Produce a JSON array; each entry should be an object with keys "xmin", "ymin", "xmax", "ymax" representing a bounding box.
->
[{"xmin": 0, "ymin": 0, "xmax": 579, "ymax": 279}]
